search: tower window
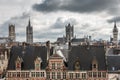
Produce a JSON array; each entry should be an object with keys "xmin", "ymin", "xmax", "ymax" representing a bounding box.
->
[{"xmin": 93, "ymin": 64, "xmax": 96, "ymax": 68}]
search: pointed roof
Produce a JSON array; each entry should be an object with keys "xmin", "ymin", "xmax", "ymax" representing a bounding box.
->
[
  {"xmin": 28, "ymin": 17, "xmax": 31, "ymax": 27},
  {"xmin": 113, "ymin": 21, "xmax": 118, "ymax": 32},
  {"xmin": 92, "ymin": 56, "xmax": 98, "ymax": 63}
]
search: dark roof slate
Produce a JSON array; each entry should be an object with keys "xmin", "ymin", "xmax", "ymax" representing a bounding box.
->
[
  {"xmin": 68, "ymin": 45, "xmax": 107, "ymax": 71},
  {"xmin": 7, "ymin": 46, "xmax": 47, "ymax": 70},
  {"xmin": 71, "ymin": 38, "xmax": 85, "ymax": 42},
  {"xmin": 107, "ymin": 56, "xmax": 120, "ymax": 71}
]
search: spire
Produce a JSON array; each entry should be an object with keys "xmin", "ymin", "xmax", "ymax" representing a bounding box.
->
[
  {"xmin": 113, "ymin": 21, "xmax": 118, "ymax": 32},
  {"xmin": 114, "ymin": 21, "xmax": 116, "ymax": 28},
  {"xmin": 28, "ymin": 17, "xmax": 31, "ymax": 27}
]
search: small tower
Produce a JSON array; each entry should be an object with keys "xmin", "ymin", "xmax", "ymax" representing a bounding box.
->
[
  {"xmin": 113, "ymin": 21, "xmax": 118, "ymax": 45},
  {"xmin": 26, "ymin": 18, "xmax": 33, "ymax": 44},
  {"xmin": 65, "ymin": 23, "xmax": 74, "ymax": 42},
  {"xmin": 9, "ymin": 24, "xmax": 16, "ymax": 42}
]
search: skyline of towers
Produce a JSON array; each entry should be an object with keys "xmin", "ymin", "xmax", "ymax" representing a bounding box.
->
[{"xmin": 26, "ymin": 19, "xmax": 33, "ymax": 44}]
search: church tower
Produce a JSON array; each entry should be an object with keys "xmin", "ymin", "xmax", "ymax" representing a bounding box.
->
[
  {"xmin": 26, "ymin": 19, "xmax": 33, "ymax": 44},
  {"xmin": 9, "ymin": 24, "xmax": 16, "ymax": 42},
  {"xmin": 65, "ymin": 23, "xmax": 74, "ymax": 42},
  {"xmin": 113, "ymin": 21, "xmax": 118, "ymax": 45}
]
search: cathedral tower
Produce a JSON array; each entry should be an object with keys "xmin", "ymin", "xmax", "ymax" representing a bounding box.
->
[
  {"xmin": 113, "ymin": 22, "xmax": 118, "ymax": 44},
  {"xmin": 9, "ymin": 24, "xmax": 16, "ymax": 42},
  {"xmin": 26, "ymin": 19, "xmax": 33, "ymax": 44},
  {"xmin": 65, "ymin": 23, "xmax": 74, "ymax": 42}
]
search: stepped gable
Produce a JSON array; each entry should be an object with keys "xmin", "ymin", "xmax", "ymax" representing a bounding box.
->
[
  {"xmin": 7, "ymin": 45, "xmax": 47, "ymax": 70},
  {"xmin": 107, "ymin": 56, "xmax": 120, "ymax": 71},
  {"xmin": 50, "ymin": 53, "xmax": 62, "ymax": 59},
  {"xmin": 68, "ymin": 45, "xmax": 107, "ymax": 70}
]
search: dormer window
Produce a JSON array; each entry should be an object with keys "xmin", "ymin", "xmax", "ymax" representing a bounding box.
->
[
  {"xmin": 15, "ymin": 56, "xmax": 23, "ymax": 70},
  {"xmin": 34, "ymin": 56, "xmax": 42, "ymax": 70},
  {"xmin": 74, "ymin": 58, "xmax": 80, "ymax": 71},
  {"xmin": 93, "ymin": 64, "xmax": 96, "ymax": 68},
  {"xmin": 92, "ymin": 56, "xmax": 98, "ymax": 71}
]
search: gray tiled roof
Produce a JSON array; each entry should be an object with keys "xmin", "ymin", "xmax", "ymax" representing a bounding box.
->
[
  {"xmin": 7, "ymin": 46, "xmax": 48, "ymax": 70},
  {"xmin": 107, "ymin": 56, "xmax": 120, "ymax": 71},
  {"xmin": 68, "ymin": 45, "xmax": 107, "ymax": 70}
]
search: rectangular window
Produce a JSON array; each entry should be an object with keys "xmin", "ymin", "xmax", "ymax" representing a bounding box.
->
[
  {"xmin": 8, "ymin": 72, "xmax": 11, "ymax": 78},
  {"xmin": 26, "ymin": 72, "xmax": 29, "ymax": 78},
  {"xmin": 63, "ymin": 72, "xmax": 66, "ymax": 79},
  {"xmin": 98, "ymin": 72, "xmax": 101, "ymax": 77},
  {"xmin": 21, "ymin": 72, "xmax": 25, "ymax": 78},
  {"xmin": 57, "ymin": 72, "xmax": 61, "ymax": 79},
  {"xmin": 93, "ymin": 72, "xmax": 97, "ymax": 77},
  {"xmin": 69, "ymin": 73, "xmax": 73, "ymax": 79},
  {"xmin": 102, "ymin": 72, "xmax": 106, "ymax": 78},
  {"xmin": 13, "ymin": 72, "xmax": 16, "ymax": 77},
  {"xmin": 52, "ymin": 63, "xmax": 55, "ymax": 69},
  {"xmin": 57, "ymin": 63, "xmax": 61, "ymax": 69},
  {"xmin": 41, "ymin": 72, "xmax": 44, "ymax": 77},
  {"xmin": 76, "ymin": 73, "xmax": 80, "ymax": 78},
  {"xmin": 17, "ymin": 72, "xmax": 20, "ymax": 77},
  {"xmin": 47, "ymin": 72, "xmax": 50, "ymax": 79},
  {"xmin": 52, "ymin": 72, "xmax": 55, "ymax": 79},
  {"xmin": 88, "ymin": 72, "xmax": 92, "ymax": 77},
  {"xmin": 36, "ymin": 72, "xmax": 39, "ymax": 77},
  {"xmin": 82, "ymin": 73, "xmax": 86, "ymax": 79},
  {"xmin": 31, "ymin": 72, "xmax": 35, "ymax": 77},
  {"xmin": 36, "ymin": 64, "xmax": 40, "ymax": 70}
]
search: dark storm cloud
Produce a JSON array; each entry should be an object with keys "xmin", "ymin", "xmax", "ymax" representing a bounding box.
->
[
  {"xmin": 32, "ymin": 0, "xmax": 119, "ymax": 13},
  {"xmin": 107, "ymin": 16, "xmax": 120, "ymax": 23},
  {"xmin": 51, "ymin": 17, "xmax": 78, "ymax": 29}
]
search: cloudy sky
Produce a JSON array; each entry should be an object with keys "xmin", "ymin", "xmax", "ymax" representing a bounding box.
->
[{"xmin": 0, "ymin": 0, "xmax": 120, "ymax": 42}]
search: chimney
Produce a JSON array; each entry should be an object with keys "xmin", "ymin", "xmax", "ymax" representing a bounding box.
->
[{"xmin": 46, "ymin": 41, "xmax": 51, "ymax": 60}]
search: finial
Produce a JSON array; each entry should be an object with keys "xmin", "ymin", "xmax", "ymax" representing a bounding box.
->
[
  {"xmin": 28, "ymin": 16, "xmax": 31, "ymax": 27},
  {"xmin": 114, "ymin": 20, "xmax": 117, "ymax": 28}
]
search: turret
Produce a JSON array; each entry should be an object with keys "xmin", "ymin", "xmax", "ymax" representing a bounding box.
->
[
  {"xmin": 9, "ymin": 24, "xmax": 16, "ymax": 42},
  {"xmin": 65, "ymin": 23, "xmax": 74, "ymax": 42},
  {"xmin": 113, "ymin": 21, "xmax": 118, "ymax": 45},
  {"xmin": 26, "ymin": 18, "xmax": 33, "ymax": 44}
]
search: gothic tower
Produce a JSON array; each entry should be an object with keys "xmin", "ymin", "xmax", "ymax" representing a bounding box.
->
[
  {"xmin": 113, "ymin": 22, "xmax": 118, "ymax": 44},
  {"xmin": 65, "ymin": 23, "xmax": 74, "ymax": 42},
  {"xmin": 9, "ymin": 24, "xmax": 16, "ymax": 42},
  {"xmin": 26, "ymin": 19, "xmax": 33, "ymax": 44}
]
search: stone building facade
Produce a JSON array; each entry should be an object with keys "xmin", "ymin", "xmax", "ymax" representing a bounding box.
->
[{"xmin": 5, "ymin": 45, "xmax": 109, "ymax": 80}]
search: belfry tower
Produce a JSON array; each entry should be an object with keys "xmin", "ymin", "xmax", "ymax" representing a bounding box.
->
[
  {"xmin": 65, "ymin": 23, "xmax": 74, "ymax": 42},
  {"xmin": 113, "ymin": 21, "xmax": 118, "ymax": 45},
  {"xmin": 9, "ymin": 24, "xmax": 16, "ymax": 42},
  {"xmin": 26, "ymin": 19, "xmax": 33, "ymax": 44}
]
